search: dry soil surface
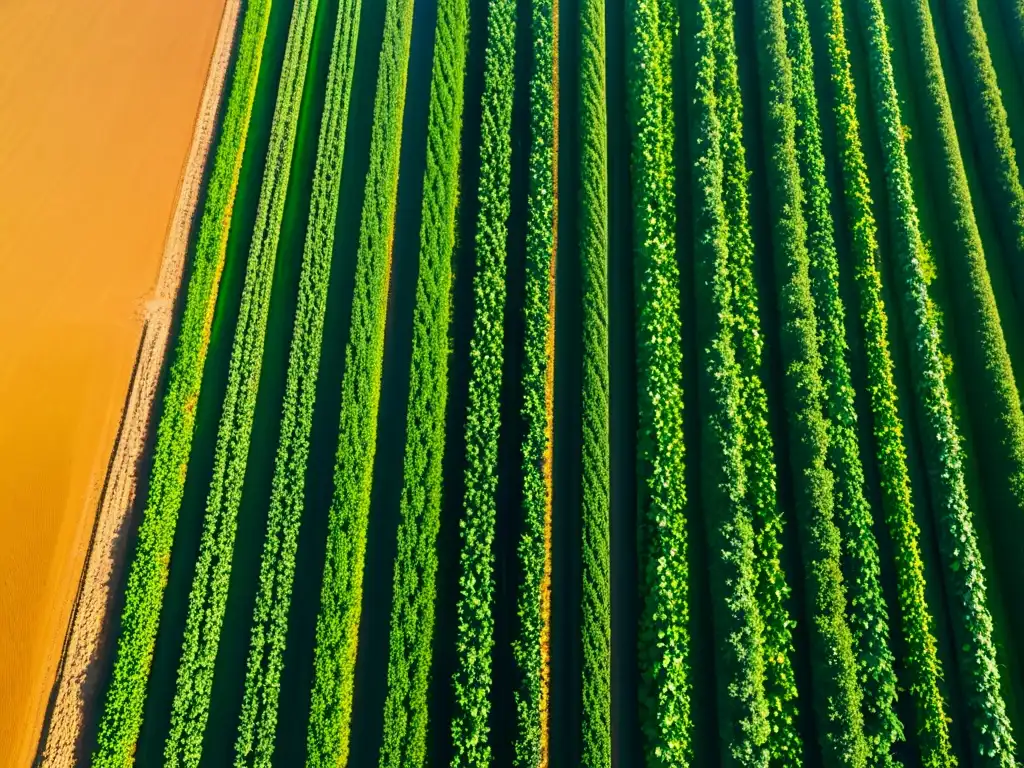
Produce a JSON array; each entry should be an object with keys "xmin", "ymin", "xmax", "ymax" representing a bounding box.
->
[{"xmin": 0, "ymin": 0, "xmax": 227, "ymax": 764}]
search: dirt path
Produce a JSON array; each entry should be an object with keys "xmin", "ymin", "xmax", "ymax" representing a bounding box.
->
[{"xmin": 35, "ymin": 1, "xmax": 242, "ymax": 764}]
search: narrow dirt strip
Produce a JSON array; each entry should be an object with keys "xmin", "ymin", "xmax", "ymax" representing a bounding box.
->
[
  {"xmin": 540, "ymin": 1, "xmax": 559, "ymax": 764},
  {"xmin": 37, "ymin": 1, "xmax": 242, "ymax": 763}
]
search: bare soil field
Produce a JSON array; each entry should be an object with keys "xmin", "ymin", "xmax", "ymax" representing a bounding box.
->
[{"xmin": 0, "ymin": 0, "xmax": 227, "ymax": 764}]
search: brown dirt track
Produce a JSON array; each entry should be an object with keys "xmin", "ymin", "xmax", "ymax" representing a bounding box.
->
[{"xmin": 0, "ymin": 0, "xmax": 232, "ymax": 764}]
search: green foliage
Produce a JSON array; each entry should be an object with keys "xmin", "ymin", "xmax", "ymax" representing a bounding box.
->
[
  {"xmin": 448, "ymin": 0, "xmax": 517, "ymax": 764},
  {"xmin": 514, "ymin": 0, "xmax": 556, "ymax": 765},
  {"xmin": 709, "ymin": 0, "xmax": 803, "ymax": 761},
  {"xmin": 161, "ymin": 2, "xmax": 320, "ymax": 763},
  {"xmin": 377, "ymin": 2, "xmax": 468, "ymax": 767},
  {"xmin": 687, "ymin": 3, "xmax": 770, "ymax": 764},
  {"xmin": 815, "ymin": 1, "xmax": 955, "ymax": 764},
  {"xmin": 751, "ymin": 1, "xmax": 868, "ymax": 764},
  {"xmin": 626, "ymin": 0, "xmax": 691, "ymax": 763},
  {"xmin": 945, "ymin": 0, "xmax": 1024, "ymax": 302},
  {"xmin": 781, "ymin": 0, "xmax": 903, "ymax": 762},
  {"xmin": 898, "ymin": 0, "xmax": 1024, "ymax": 757},
  {"xmin": 579, "ymin": 0, "xmax": 610, "ymax": 763},
  {"xmin": 999, "ymin": 0, "xmax": 1024, "ymax": 88},
  {"xmin": 91, "ymin": 2, "xmax": 273, "ymax": 763},
  {"xmin": 853, "ymin": 0, "xmax": 1018, "ymax": 763},
  {"xmin": 230, "ymin": 2, "xmax": 361, "ymax": 765},
  {"xmin": 903, "ymin": 0, "xmax": 1024, "ymax": 680},
  {"xmin": 305, "ymin": 0, "xmax": 417, "ymax": 763}
]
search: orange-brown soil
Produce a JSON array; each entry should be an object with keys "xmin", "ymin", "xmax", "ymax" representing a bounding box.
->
[{"xmin": 0, "ymin": 0, "xmax": 229, "ymax": 764}]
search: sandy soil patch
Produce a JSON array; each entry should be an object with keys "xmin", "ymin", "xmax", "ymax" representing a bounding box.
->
[{"xmin": 0, "ymin": 0, "xmax": 228, "ymax": 764}]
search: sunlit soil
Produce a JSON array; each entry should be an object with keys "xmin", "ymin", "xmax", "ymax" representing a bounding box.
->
[{"xmin": 0, "ymin": 0, "xmax": 225, "ymax": 763}]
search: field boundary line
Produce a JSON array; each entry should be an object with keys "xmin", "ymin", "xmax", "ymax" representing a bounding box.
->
[{"xmin": 35, "ymin": 1, "xmax": 243, "ymax": 763}]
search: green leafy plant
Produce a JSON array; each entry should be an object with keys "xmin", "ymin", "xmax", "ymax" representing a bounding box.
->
[
  {"xmin": 853, "ymin": 0, "xmax": 1017, "ymax": 761},
  {"xmin": 579, "ymin": 0, "xmax": 610, "ymax": 762},
  {"xmin": 92, "ymin": 3, "xmax": 273, "ymax": 762},
  {"xmin": 815, "ymin": 1, "xmax": 955, "ymax": 764},
  {"xmin": 230, "ymin": 2, "xmax": 362, "ymax": 765},
  {"xmin": 377, "ymin": 0, "xmax": 468, "ymax": 765},
  {"xmin": 752, "ymin": 0, "xmax": 867, "ymax": 764},
  {"xmin": 782, "ymin": 0, "xmax": 903, "ymax": 762},
  {"xmin": 710, "ymin": 0, "xmax": 804, "ymax": 760},
  {"xmin": 448, "ymin": 1, "xmax": 517, "ymax": 764},
  {"xmin": 305, "ymin": 0, "xmax": 417, "ymax": 763},
  {"xmin": 626, "ymin": 0, "xmax": 692, "ymax": 763}
]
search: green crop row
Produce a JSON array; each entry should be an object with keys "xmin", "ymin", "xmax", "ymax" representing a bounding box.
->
[
  {"xmin": 1001, "ymin": 0, "xmax": 1024, "ymax": 88},
  {"xmin": 231, "ymin": 2, "xmax": 362, "ymax": 765},
  {"xmin": 945, "ymin": 0, "xmax": 1024, "ymax": 301},
  {"xmin": 902, "ymin": 0, "xmax": 1024, "ymax": 655},
  {"xmin": 377, "ymin": 0, "xmax": 468, "ymax": 765},
  {"xmin": 688, "ymin": 3, "xmax": 769, "ymax": 764},
  {"xmin": 305, "ymin": 0, "xmax": 416, "ymax": 764},
  {"xmin": 448, "ymin": 1, "xmax": 517, "ymax": 765},
  {"xmin": 91, "ymin": 2, "xmax": 273, "ymax": 763},
  {"xmin": 626, "ymin": 0, "xmax": 691, "ymax": 763},
  {"xmin": 900, "ymin": 0, "xmax": 1024, "ymax": 753},
  {"xmin": 709, "ymin": 0, "xmax": 803, "ymax": 761},
  {"xmin": 816, "ymin": 1, "xmax": 955, "ymax": 764},
  {"xmin": 163, "ymin": 1, "xmax": 320, "ymax": 764},
  {"xmin": 514, "ymin": 0, "xmax": 557, "ymax": 765},
  {"xmin": 853, "ymin": 0, "xmax": 1018, "ymax": 762},
  {"xmin": 752, "ymin": 1, "xmax": 868, "ymax": 765},
  {"xmin": 782, "ymin": 0, "xmax": 903, "ymax": 762},
  {"xmin": 578, "ymin": 0, "xmax": 610, "ymax": 763}
]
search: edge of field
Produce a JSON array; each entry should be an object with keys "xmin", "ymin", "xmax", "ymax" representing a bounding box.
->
[{"xmin": 33, "ymin": 1, "xmax": 243, "ymax": 763}]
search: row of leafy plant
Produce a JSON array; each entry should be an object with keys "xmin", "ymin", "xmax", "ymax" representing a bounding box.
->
[
  {"xmin": 900, "ymin": 0, "xmax": 1024, "ymax": 676},
  {"xmin": 752, "ymin": 0, "xmax": 868, "ymax": 764},
  {"xmin": 1001, "ymin": 0, "xmax": 1024, "ymax": 89},
  {"xmin": 92, "ymin": 1, "xmax": 274, "ymax": 763},
  {"xmin": 578, "ymin": 0, "xmax": 610, "ymax": 763},
  {"xmin": 377, "ymin": 0, "xmax": 469, "ymax": 764},
  {"xmin": 626, "ymin": 0, "xmax": 692, "ymax": 763},
  {"xmin": 305, "ymin": 0, "xmax": 417, "ymax": 764},
  {"xmin": 687, "ymin": 3, "xmax": 769, "ymax": 764},
  {"xmin": 943, "ymin": 0, "xmax": 1024, "ymax": 302},
  {"xmin": 781, "ymin": 0, "xmax": 903, "ymax": 762},
  {"xmin": 231, "ymin": 0, "xmax": 363, "ymax": 765},
  {"xmin": 905, "ymin": 0, "xmax": 1024, "ymax": 740},
  {"xmin": 709, "ymin": 0, "xmax": 803, "ymax": 760},
  {"xmin": 815, "ymin": 0, "xmax": 955, "ymax": 764},
  {"xmin": 448, "ymin": 1, "xmax": 517, "ymax": 765},
  {"xmin": 161, "ymin": 1, "xmax": 321, "ymax": 763},
  {"xmin": 852, "ymin": 0, "xmax": 1018, "ymax": 762},
  {"xmin": 514, "ymin": 0, "xmax": 557, "ymax": 764}
]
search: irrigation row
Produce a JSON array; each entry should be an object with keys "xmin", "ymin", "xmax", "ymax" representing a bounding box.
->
[
  {"xmin": 578, "ymin": 0, "xmax": 610, "ymax": 762},
  {"xmin": 898, "ymin": 0, "xmax": 1024, "ymax": 691},
  {"xmin": 751, "ymin": 0, "xmax": 867, "ymax": 764},
  {"xmin": 709, "ymin": 0, "xmax": 803, "ymax": 760},
  {"xmin": 782, "ymin": 0, "xmax": 903, "ymax": 762},
  {"xmin": 852, "ymin": 0, "xmax": 1018, "ymax": 761},
  {"xmin": 375, "ymin": 0, "xmax": 469, "ymax": 765},
  {"xmin": 304, "ymin": 0, "xmax": 417, "ymax": 764},
  {"xmin": 687, "ymin": 2, "xmax": 769, "ymax": 764},
  {"xmin": 448, "ymin": 0, "xmax": 518, "ymax": 764},
  {"xmin": 815, "ymin": 0, "xmax": 956, "ymax": 763},
  {"xmin": 626, "ymin": 0, "xmax": 692, "ymax": 763},
  {"xmin": 160, "ymin": 0, "xmax": 320, "ymax": 763},
  {"xmin": 514, "ymin": 0, "xmax": 558, "ymax": 764},
  {"xmin": 229, "ymin": 1, "xmax": 362, "ymax": 765},
  {"xmin": 942, "ymin": 0, "xmax": 1024, "ymax": 304}
]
